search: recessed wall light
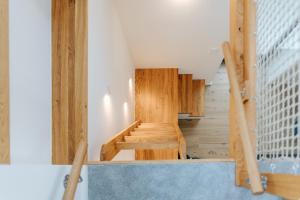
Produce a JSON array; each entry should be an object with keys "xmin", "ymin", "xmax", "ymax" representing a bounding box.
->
[
  {"xmin": 123, "ymin": 102, "xmax": 128, "ymax": 113},
  {"xmin": 104, "ymin": 94, "xmax": 111, "ymax": 105},
  {"xmin": 129, "ymin": 78, "xmax": 133, "ymax": 91},
  {"xmin": 104, "ymin": 86, "xmax": 111, "ymax": 105}
]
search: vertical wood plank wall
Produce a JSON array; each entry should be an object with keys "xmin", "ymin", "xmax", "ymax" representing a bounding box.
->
[
  {"xmin": 135, "ymin": 68, "xmax": 179, "ymax": 160},
  {"xmin": 52, "ymin": 0, "xmax": 88, "ymax": 164},
  {"xmin": 0, "ymin": 0, "xmax": 10, "ymax": 164},
  {"xmin": 135, "ymin": 68, "xmax": 179, "ymax": 123},
  {"xmin": 178, "ymin": 74, "xmax": 193, "ymax": 114},
  {"xmin": 191, "ymin": 80, "xmax": 205, "ymax": 116}
]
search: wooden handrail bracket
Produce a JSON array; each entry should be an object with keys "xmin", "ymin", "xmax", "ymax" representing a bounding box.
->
[{"xmin": 222, "ymin": 42, "xmax": 264, "ymax": 194}]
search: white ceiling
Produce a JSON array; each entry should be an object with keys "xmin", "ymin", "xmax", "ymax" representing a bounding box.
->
[{"xmin": 113, "ymin": 0, "xmax": 229, "ymax": 80}]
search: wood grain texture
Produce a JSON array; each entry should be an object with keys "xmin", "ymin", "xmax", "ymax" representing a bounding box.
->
[
  {"xmin": 52, "ymin": 0, "xmax": 88, "ymax": 164},
  {"xmin": 223, "ymin": 42, "xmax": 263, "ymax": 194},
  {"xmin": 179, "ymin": 68, "xmax": 229, "ymax": 159},
  {"xmin": 135, "ymin": 68, "xmax": 179, "ymax": 160},
  {"xmin": 0, "ymin": 0, "xmax": 9, "ymax": 164},
  {"xmin": 125, "ymin": 135, "xmax": 178, "ymax": 143},
  {"xmin": 191, "ymin": 80, "xmax": 205, "ymax": 116},
  {"xmin": 262, "ymin": 173, "xmax": 300, "ymax": 200},
  {"xmin": 178, "ymin": 74, "xmax": 193, "ymax": 113},
  {"xmin": 135, "ymin": 68, "xmax": 179, "ymax": 123},
  {"xmin": 116, "ymin": 141, "xmax": 178, "ymax": 150},
  {"xmin": 63, "ymin": 140, "xmax": 87, "ymax": 200},
  {"xmin": 229, "ymin": 0, "xmax": 247, "ymax": 186},
  {"xmin": 174, "ymin": 124, "xmax": 187, "ymax": 159},
  {"xmin": 100, "ymin": 120, "xmax": 141, "ymax": 161}
]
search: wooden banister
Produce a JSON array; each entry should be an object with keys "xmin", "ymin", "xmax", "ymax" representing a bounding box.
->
[
  {"xmin": 63, "ymin": 139, "xmax": 87, "ymax": 200},
  {"xmin": 222, "ymin": 42, "xmax": 264, "ymax": 194},
  {"xmin": 100, "ymin": 120, "xmax": 141, "ymax": 161}
]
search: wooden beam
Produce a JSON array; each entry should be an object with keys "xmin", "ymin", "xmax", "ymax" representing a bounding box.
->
[
  {"xmin": 0, "ymin": 0, "xmax": 10, "ymax": 164},
  {"xmin": 262, "ymin": 173, "xmax": 300, "ymax": 200},
  {"xmin": 52, "ymin": 0, "xmax": 88, "ymax": 164},
  {"xmin": 244, "ymin": 0, "xmax": 256, "ymax": 152},
  {"xmin": 229, "ymin": 0, "xmax": 247, "ymax": 186},
  {"xmin": 223, "ymin": 42, "xmax": 263, "ymax": 194},
  {"xmin": 125, "ymin": 135, "xmax": 177, "ymax": 143},
  {"xmin": 100, "ymin": 120, "xmax": 141, "ymax": 161},
  {"xmin": 116, "ymin": 141, "xmax": 179, "ymax": 150}
]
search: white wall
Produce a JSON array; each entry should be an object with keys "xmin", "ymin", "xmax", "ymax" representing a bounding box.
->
[
  {"xmin": 114, "ymin": 0, "xmax": 229, "ymax": 80},
  {"xmin": 9, "ymin": 0, "xmax": 51, "ymax": 164},
  {"xmin": 0, "ymin": 165, "xmax": 88, "ymax": 200},
  {"xmin": 88, "ymin": 0, "xmax": 135, "ymax": 161},
  {"xmin": 8, "ymin": 0, "xmax": 134, "ymax": 163}
]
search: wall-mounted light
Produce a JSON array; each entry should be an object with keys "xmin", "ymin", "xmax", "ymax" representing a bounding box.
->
[
  {"xmin": 104, "ymin": 86, "xmax": 111, "ymax": 106},
  {"xmin": 129, "ymin": 78, "xmax": 133, "ymax": 91},
  {"xmin": 123, "ymin": 102, "xmax": 128, "ymax": 113}
]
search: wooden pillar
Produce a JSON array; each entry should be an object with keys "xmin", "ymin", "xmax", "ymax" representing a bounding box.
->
[
  {"xmin": 241, "ymin": 0, "xmax": 257, "ymax": 187},
  {"xmin": 229, "ymin": 0, "xmax": 247, "ymax": 186},
  {"xmin": 0, "ymin": 0, "xmax": 10, "ymax": 164},
  {"xmin": 52, "ymin": 0, "xmax": 88, "ymax": 164}
]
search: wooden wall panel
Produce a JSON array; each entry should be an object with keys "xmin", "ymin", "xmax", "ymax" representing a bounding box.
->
[
  {"xmin": 52, "ymin": 0, "xmax": 88, "ymax": 164},
  {"xmin": 135, "ymin": 68, "xmax": 179, "ymax": 123},
  {"xmin": 191, "ymin": 80, "xmax": 205, "ymax": 116},
  {"xmin": 0, "ymin": 0, "xmax": 9, "ymax": 164},
  {"xmin": 135, "ymin": 68, "xmax": 179, "ymax": 160},
  {"xmin": 178, "ymin": 74, "xmax": 193, "ymax": 113},
  {"xmin": 179, "ymin": 67, "xmax": 229, "ymax": 159}
]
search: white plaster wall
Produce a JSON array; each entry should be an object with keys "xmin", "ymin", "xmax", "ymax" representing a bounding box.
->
[
  {"xmin": 0, "ymin": 165, "xmax": 88, "ymax": 200},
  {"xmin": 88, "ymin": 0, "xmax": 135, "ymax": 161},
  {"xmin": 113, "ymin": 0, "xmax": 229, "ymax": 81},
  {"xmin": 9, "ymin": 0, "xmax": 52, "ymax": 164}
]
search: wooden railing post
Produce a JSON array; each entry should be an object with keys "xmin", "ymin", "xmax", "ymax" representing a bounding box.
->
[
  {"xmin": 222, "ymin": 42, "xmax": 264, "ymax": 194},
  {"xmin": 63, "ymin": 140, "xmax": 87, "ymax": 200}
]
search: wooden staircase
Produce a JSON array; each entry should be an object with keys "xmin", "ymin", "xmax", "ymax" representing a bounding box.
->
[
  {"xmin": 100, "ymin": 121, "xmax": 186, "ymax": 161},
  {"xmin": 100, "ymin": 68, "xmax": 207, "ymax": 161},
  {"xmin": 178, "ymin": 74, "xmax": 205, "ymax": 116}
]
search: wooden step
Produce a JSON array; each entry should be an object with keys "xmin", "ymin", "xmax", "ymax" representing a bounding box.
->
[
  {"xmin": 134, "ymin": 127, "xmax": 175, "ymax": 132},
  {"xmin": 125, "ymin": 135, "xmax": 178, "ymax": 143},
  {"xmin": 139, "ymin": 123, "xmax": 173, "ymax": 127},
  {"xmin": 116, "ymin": 141, "xmax": 179, "ymax": 150},
  {"xmin": 130, "ymin": 131, "xmax": 176, "ymax": 136},
  {"xmin": 178, "ymin": 74, "xmax": 193, "ymax": 113}
]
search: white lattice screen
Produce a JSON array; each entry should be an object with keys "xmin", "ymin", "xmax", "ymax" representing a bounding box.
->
[{"xmin": 256, "ymin": 0, "xmax": 300, "ymax": 161}]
